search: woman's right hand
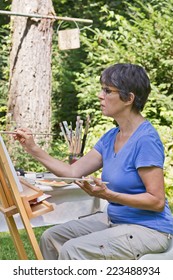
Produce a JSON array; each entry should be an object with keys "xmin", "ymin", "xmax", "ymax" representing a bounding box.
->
[{"xmin": 13, "ymin": 128, "xmax": 37, "ymax": 152}]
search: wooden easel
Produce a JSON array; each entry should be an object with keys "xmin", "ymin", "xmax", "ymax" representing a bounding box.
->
[{"xmin": 0, "ymin": 135, "xmax": 54, "ymax": 259}]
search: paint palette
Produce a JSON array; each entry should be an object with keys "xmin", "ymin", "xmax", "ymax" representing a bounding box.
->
[
  {"xmin": 35, "ymin": 179, "xmax": 70, "ymax": 187},
  {"xmin": 36, "ymin": 177, "xmax": 109, "ymax": 185}
]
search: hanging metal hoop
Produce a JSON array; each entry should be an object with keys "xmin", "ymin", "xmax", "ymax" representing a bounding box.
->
[{"xmin": 57, "ymin": 21, "xmax": 80, "ymax": 50}]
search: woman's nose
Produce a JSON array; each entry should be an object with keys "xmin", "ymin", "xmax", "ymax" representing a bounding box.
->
[{"xmin": 98, "ymin": 90, "xmax": 104, "ymax": 99}]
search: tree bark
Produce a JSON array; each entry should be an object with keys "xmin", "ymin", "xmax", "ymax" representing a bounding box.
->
[{"xmin": 7, "ymin": 0, "xmax": 55, "ymax": 147}]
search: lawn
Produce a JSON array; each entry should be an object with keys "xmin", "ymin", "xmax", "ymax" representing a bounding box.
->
[{"xmin": 0, "ymin": 226, "xmax": 50, "ymax": 260}]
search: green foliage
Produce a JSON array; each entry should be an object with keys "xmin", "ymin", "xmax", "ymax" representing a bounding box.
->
[
  {"xmin": 0, "ymin": 22, "xmax": 10, "ymax": 129},
  {"xmin": 156, "ymin": 125, "xmax": 173, "ymax": 205},
  {"xmin": 0, "ymin": 0, "xmax": 11, "ymax": 26},
  {"xmin": 75, "ymin": 0, "xmax": 173, "ymax": 125}
]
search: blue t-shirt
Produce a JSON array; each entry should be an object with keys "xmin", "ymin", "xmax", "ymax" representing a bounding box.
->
[{"xmin": 94, "ymin": 120, "xmax": 173, "ymax": 234}]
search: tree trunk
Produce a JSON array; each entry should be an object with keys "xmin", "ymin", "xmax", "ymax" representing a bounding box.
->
[{"xmin": 7, "ymin": 0, "xmax": 55, "ymax": 147}]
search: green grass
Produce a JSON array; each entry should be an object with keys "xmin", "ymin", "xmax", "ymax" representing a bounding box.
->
[{"xmin": 0, "ymin": 226, "xmax": 50, "ymax": 260}]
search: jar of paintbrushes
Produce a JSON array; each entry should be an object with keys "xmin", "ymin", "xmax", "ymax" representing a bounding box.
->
[{"xmin": 59, "ymin": 115, "xmax": 90, "ymax": 164}]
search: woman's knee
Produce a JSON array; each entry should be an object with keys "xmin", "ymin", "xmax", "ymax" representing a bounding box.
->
[
  {"xmin": 40, "ymin": 227, "xmax": 53, "ymax": 245},
  {"xmin": 59, "ymin": 239, "xmax": 77, "ymax": 260}
]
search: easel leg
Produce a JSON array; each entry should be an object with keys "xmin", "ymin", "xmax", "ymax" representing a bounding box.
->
[
  {"xmin": 22, "ymin": 219, "xmax": 43, "ymax": 260},
  {"xmin": 6, "ymin": 216, "xmax": 28, "ymax": 260},
  {"xmin": 6, "ymin": 214, "xmax": 44, "ymax": 260}
]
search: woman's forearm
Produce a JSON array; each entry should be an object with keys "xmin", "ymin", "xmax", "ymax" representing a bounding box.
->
[
  {"xmin": 25, "ymin": 144, "xmax": 75, "ymax": 177},
  {"xmin": 105, "ymin": 189, "xmax": 165, "ymax": 212}
]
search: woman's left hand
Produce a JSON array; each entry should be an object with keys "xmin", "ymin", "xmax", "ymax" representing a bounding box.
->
[{"xmin": 75, "ymin": 177, "xmax": 108, "ymax": 199}]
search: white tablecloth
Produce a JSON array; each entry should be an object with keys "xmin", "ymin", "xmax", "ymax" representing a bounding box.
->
[{"xmin": 0, "ymin": 183, "xmax": 107, "ymax": 232}]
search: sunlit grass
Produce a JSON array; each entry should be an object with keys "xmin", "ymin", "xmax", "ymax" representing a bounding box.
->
[{"xmin": 0, "ymin": 226, "xmax": 50, "ymax": 260}]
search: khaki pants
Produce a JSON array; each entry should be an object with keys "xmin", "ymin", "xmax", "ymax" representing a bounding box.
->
[{"xmin": 39, "ymin": 212, "xmax": 171, "ymax": 260}]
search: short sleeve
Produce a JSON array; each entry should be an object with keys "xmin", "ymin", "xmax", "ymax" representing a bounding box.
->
[
  {"xmin": 134, "ymin": 134, "xmax": 164, "ymax": 169},
  {"xmin": 94, "ymin": 137, "xmax": 104, "ymax": 155}
]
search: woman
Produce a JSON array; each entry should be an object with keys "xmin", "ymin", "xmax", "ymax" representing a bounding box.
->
[{"xmin": 14, "ymin": 63, "xmax": 173, "ymax": 260}]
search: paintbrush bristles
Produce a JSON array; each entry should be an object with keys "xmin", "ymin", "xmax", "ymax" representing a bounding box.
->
[{"xmin": 59, "ymin": 115, "xmax": 90, "ymax": 157}]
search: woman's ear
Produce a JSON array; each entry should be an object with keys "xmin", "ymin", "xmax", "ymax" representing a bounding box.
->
[{"xmin": 127, "ymin": 92, "xmax": 135, "ymax": 105}]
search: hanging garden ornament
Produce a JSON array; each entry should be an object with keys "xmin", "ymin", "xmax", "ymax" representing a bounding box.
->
[{"xmin": 57, "ymin": 21, "xmax": 80, "ymax": 50}]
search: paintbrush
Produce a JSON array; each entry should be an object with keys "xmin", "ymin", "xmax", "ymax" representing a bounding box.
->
[
  {"xmin": 73, "ymin": 116, "xmax": 80, "ymax": 154},
  {"xmin": 80, "ymin": 115, "xmax": 90, "ymax": 155},
  {"xmin": 0, "ymin": 131, "xmax": 56, "ymax": 136},
  {"xmin": 59, "ymin": 123, "xmax": 72, "ymax": 151},
  {"xmin": 77, "ymin": 119, "xmax": 83, "ymax": 154}
]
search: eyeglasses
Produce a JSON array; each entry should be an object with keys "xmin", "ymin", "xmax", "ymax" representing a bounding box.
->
[{"xmin": 101, "ymin": 87, "xmax": 120, "ymax": 96}]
